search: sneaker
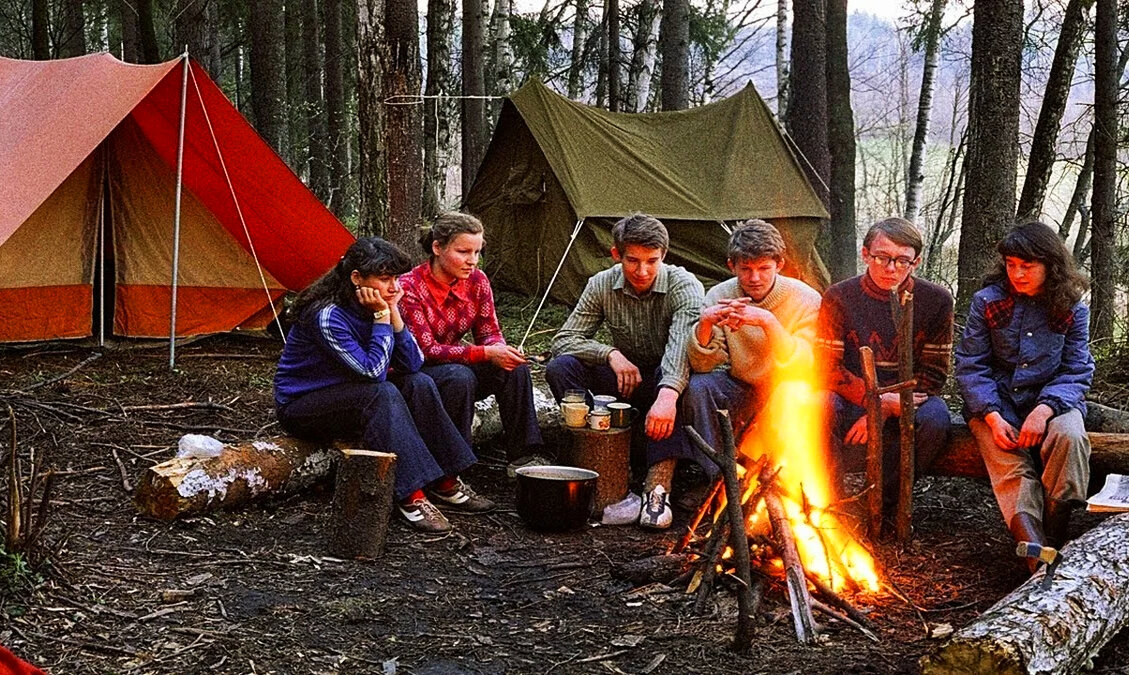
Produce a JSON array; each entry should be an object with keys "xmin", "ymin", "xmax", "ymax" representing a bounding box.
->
[
  {"xmin": 639, "ymin": 485, "xmax": 673, "ymax": 530},
  {"xmin": 428, "ymin": 478, "xmax": 496, "ymax": 513},
  {"xmin": 506, "ymin": 453, "xmax": 552, "ymax": 479},
  {"xmin": 399, "ymin": 497, "xmax": 452, "ymax": 533}
]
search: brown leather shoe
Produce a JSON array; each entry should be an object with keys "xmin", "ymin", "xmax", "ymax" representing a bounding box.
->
[
  {"xmin": 1009, "ymin": 512, "xmax": 1045, "ymax": 574},
  {"xmin": 1043, "ymin": 499, "xmax": 1073, "ymax": 549}
]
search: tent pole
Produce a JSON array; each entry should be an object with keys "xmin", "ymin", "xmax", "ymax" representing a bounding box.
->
[
  {"xmin": 98, "ymin": 147, "xmax": 106, "ymax": 347},
  {"xmin": 519, "ymin": 218, "xmax": 584, "ymax": 352},
  {"xmin": 169, "ymin": 50, "xmax": 189, "ymax": 370}
]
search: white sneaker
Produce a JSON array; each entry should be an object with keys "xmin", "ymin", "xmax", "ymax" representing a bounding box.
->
[{"xmin": 639, "ymin": 485, "xmax": 673, "ymax": 530}]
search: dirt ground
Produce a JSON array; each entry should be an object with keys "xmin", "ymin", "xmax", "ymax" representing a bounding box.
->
[{"xmin": 2, "ymin": 330, "xmax": 1129, "ymax": 674}]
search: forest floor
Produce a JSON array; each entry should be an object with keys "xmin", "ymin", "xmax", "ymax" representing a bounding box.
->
[{"xmin": 3, "ymin": 293, "xmax": 1129, "ymax": 674}]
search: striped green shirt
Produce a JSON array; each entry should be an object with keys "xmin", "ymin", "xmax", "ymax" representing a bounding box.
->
[{"xmin": 551, "ymin": 263, "xmax": 704, "ymax": 393}]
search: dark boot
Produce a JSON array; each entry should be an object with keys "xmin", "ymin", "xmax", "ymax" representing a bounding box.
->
[
  {"xmin": 1043, "ymin": 499, "xmax": 1073, "ymax": 549},
  {"xmin": 1008, "ymin": 512, "xmax": 1045, "ymax": 574}
]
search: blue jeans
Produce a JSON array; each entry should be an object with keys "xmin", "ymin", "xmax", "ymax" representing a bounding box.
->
[
  {"xmin": 544, "ymin": 354, "xmax": 691, "ymax": 468},
  {"xmin": 423, "ymin": 362, "xmax": 544, "ymax": 462},
  {"xmin": 829, "ymin": 393, "xmax": 951, "ymax": 506},
  {"xmin": 680, "ymin": 371, "xmax": 764, "ymax": 478},
  {"xmin": 277, "ymin": 372, "xmax": 477, "ymax": 501}
]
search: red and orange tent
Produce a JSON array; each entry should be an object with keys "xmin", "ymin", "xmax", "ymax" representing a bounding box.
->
[{"xmin": 0, "ymin": 53, "xmax": 355, "ymax": 343}]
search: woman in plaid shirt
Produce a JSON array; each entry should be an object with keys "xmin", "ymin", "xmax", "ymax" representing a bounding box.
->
[
  {"xmin": 400, "ymin": 212, "xmax": 546, "ymax": 476},
  {"xmin": 956, "ymin": 221, "xmax": 1094, "ymax": 568}
]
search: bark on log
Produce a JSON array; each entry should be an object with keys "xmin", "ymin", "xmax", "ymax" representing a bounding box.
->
[
  {"xmin": 921, "ymin": 513, "xmax": 1129, "ymax": 674},
  {"xmin": 560, "ymin": 426, "xmax": 631, "ymax": 512},
  {"xmin": 134, "ymin": 437, "xmax": 335, "ymax": 520},
  {"xmin": 328, "ymin": 449, "xmax": 396, "ymax": 559}
]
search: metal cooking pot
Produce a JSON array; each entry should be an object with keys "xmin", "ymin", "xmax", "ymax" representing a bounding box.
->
[{"xmin": 514, "ymin": 465, "xmax": 598, "ymax": 531}]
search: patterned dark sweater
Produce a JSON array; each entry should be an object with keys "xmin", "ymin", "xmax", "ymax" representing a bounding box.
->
[{"xmin": 816, "ymin": 272, "xmax": 954, "ymax": 405}]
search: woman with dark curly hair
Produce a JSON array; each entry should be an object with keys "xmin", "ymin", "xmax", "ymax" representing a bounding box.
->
[{"xmin": 955, "ymin": 221, "xmax": 1093, "ymax": 568}]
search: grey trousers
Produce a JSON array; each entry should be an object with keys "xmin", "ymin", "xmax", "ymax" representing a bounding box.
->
[{"xmin": 969, "ymin": 408, "xmax": 1090, "ymax": 523}]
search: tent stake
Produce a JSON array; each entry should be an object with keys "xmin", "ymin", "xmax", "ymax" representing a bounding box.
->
[
  {"xmin": 169, "ymin": 50, "xmax": 189, "ymax": 370},
  {"xmin": 519, "ymin": 218, "xmax": 584, "ymax": 352}
]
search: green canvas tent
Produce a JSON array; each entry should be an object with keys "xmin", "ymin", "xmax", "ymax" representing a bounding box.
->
[{"xmin": 465, "ymin": 79, "xmax": 831, "ymax": 305}]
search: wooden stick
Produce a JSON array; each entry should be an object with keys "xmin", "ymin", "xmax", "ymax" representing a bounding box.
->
[
  {"xmin": 17, "ymin": 352, "xmax": 102, "ymax": 393},
  {"xmin": 692, "ymin": 516, "xmax": 729, "ymax": 615},
  {"xmin": 891, "ymin": 288, "xmax": 915, "ymax": 542},
  {"xmin": 763, "ymin": 483, "xmax": 817, "ymax": 644},
  {"xmin": 111, "ymin": 448, "xmax": 134, "ymax": 494},
  {"xmin": 687, "ymin": 417, "xmax": 757, "ymax": 651},
  {"xmin": 812, "ymin": 597, "xmax": 880, "ymax": 642},
  {"xmin": 805, "ymin": 570, "xmax": 874, "ymax": 630},
  {"xmin": 674, "ymin": 477, "xmax": 723, "ymax": 554},
  {"xmin": 859, "ymin": 346, "xmax": 883, "ymax": 540},
  {"xmin": 6, "ymin": 405, "xmax": 21, "ymax": 551}
]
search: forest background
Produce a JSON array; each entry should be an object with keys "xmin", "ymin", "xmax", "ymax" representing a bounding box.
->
[{"xmin": 0, "ymin": 0, "xmax": 1126, "ymax": 336}]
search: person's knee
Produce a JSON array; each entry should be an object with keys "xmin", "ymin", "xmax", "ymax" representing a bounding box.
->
[
  {"xmin": 398, "ymin": 371, "xmax": 441, "ymax": 398},
  {"xmin": 916, "ymin": 397, "xmax": 952, "ymax": 435},
  {"xmin": 545, "ymin": 355, "xmax": 579, "ymax": 382},
  {"xmin": 360, "ymin": 381, "xmax": 404, "ymax": 413},
  {"xmin": 437, "ymin": 364, "xmax": 477, "ymax": 396}
]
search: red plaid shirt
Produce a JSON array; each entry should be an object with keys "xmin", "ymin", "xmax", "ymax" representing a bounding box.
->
[{"xmin": 399, "ymin": 262, "xmax": 506, "ymax": 364}]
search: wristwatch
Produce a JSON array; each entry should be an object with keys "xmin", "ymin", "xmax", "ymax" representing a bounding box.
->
[{"xmin": 372, "ymin": 308, "xmax": 391, "ymax": 322}]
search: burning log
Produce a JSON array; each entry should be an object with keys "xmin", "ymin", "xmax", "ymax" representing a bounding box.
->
[
  {"xmin": 763, "ymin": 478, "xmax": 818, "ymax": 644},
  {"xmin": 686, "ymin": 415, "xmax": 758, "ymax": 651},
  {"xmin": 674, "ymin": 477, "xmax": 723, "ymax": 555},
  {"xmin": 328, "ymin": 449, "xmax": 396, "ymax": 559},
  {"xmin": 921, "ymin": 514, "xmax": 1129, "ymax": 674},
  {"xmin": 134, "ymin": 437, "xmax": 335, "ymax": 520}
]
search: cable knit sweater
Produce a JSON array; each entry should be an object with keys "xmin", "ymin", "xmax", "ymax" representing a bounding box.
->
[{"xmin": 687, "ymin": 275, "xmax": 822, "ymax": 387}]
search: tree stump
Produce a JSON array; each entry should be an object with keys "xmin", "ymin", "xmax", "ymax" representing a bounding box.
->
[
  {"xmin": 560, "ymin": 427, "xmax": 631, "ymax": 512},
  {"xmin": 134, "ymin": 437, "xmax": 335, "ymax": 520},
  {"xmin": 921, "ymin": 513, "xmax": 1129, "ymax": 674},
  {"xmin": 328, "ymin": 449, "xmax": 397, "ymax": 559}
]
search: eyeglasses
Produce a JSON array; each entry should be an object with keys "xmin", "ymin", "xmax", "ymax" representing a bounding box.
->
[{"xmin": 866, "ymin": 253, "xmax": 917, "ymax": 271}]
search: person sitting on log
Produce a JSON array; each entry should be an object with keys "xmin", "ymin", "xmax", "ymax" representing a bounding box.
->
[
  {"xmin": 816, "ymin": 217, "xmax": 954, "ymax": 523},
  {"xmin": 546, "ymin": 213, "xmax": 705, "ymax": 530},
  {"xmin": 684, "ymin": 219, "xmax": 822, "ymax": 487},
  {"xmin": 399, "ymin": 211, "xmax": 547, "ymax": 478},
  {"xmin": 955, "ymin": 221, "xmax": 1093, "ymax": 564},
  {"xmin": 274, "ymin": 236, "xmax": 493, "ymax": 534}
]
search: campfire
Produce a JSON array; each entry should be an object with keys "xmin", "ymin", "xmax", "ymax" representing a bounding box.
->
[{"xmin": 672, "ymin": 342, "xmax": 882, "ymax": 648}]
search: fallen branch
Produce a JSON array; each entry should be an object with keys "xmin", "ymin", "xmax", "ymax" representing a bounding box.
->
[{"xmin": 18, "ymin": 352, "xmax": 102, "ymax": 393}]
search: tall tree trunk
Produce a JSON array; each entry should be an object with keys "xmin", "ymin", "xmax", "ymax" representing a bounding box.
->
[
  {"xmin": 956, "ymin": 0, "xmax": 1023, "ymax": 313},
  {"xmin": 175, "ymin": 0, "xmax": 219, "ymax": 77},
  {"xmin": 1016, "ymin": 0, "xmax": 1093, "ymax": 222},
  {"xmin": 596, "ymin": 11, "xmax": 608, "ymax": 107},
  {"xmin": 119, "ymin": 0, "xmax": 138, "ymax": 62},
  {"xmin": 488, "ymin": 0, "xmax": 514, "ymax": 123},
  {"xmin": 250, "ymin": 0, "xmax": 287, "ymax": 153},
  {"xmin": 824, "ymin": 0, "xmax": 855, "ymax": 282},
  {"xmin": 659, "ymin": 0, "xmax": 689, "ymax": 110},
  {"xmin": 303, "ymin": 0, "xmax": 329, "ymax": 201},
  {"xmin": 324, "ymin": 0, "xmax": 347, "ymax": 218},
  {"xmin": 32, "ymin": 0, "xmax": 49, "ymax": 59},
  {"xmin": 775, "ymin": 0, "xmax": 788, "ymax": 118},
  {"xmin": 568, "ymin": 0, "xmax": 589, "ymax": 99},
  {"xmin": 357, "ymin": 0, "xmax": 389, "ymax": 237},
  {"xmin": 58, "ymin": 0, "xmax": 86, "ymax": 57},
  {"xmin": 786, "ymin": 0, "xmax": 830, "ymax": 207},
  {"xmin": 904, "ymin": 0, "xmax": 946, "ymax": 225},
  {"xmin": 1061, "ymin": 129, "xmax": 1095, "ymax": 243},
  {"xmin": 137, "ymin": 0, "xmax": 162, "ymax": 63},
  {"xmin": 424, "ymin": 0, "xmax": 455, "ymax": 217},
  {"xmin": 461, "ymin": 0, "xmax": 487, "ymax": 196},
  {"xmin": 285, "ymin": 1, "xmax": 304, "ymax": 168},
  {"xmin": 626, "ymin": 0, "xmax": 660, "ymax": 112},
  {"xmin": 606, "ymin": 0, "xmax": 621, "ymax": 111},
  {"xmin": 382, "ymin": 0, "xmax": 424, "ymax": 252},
  {"xmin": 1090, "ymin": 0, "xmax": 1118, "ymax": 340}
]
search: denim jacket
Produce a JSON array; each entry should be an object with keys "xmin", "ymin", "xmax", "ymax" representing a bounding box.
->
[{"xmin": 955, "ymin": 283, "xmax": 1093, "ymax": 426}]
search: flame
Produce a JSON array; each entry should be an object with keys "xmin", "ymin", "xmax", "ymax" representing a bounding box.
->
[{"xmin": 734, "ymin": 335, "xmax": 881, "ymax": 593}]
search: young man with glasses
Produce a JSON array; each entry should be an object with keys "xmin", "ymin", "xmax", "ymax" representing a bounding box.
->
[{"xmin": 816, "ymin": 217, "xmax": 954, "ymax": 526}]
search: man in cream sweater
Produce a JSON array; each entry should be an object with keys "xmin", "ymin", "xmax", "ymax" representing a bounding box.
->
[{"xmin": 677, "ymin": 220, "xmax": 822, "ymax": 495}]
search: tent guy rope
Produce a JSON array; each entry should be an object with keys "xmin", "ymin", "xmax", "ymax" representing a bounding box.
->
[{"xmin": 518, "ymin": 218, "xmax": 584, "ymax": 352}]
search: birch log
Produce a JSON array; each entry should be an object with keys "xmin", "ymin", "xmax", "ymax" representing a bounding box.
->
[
  {"xmin": 328, "ymin": 449, "xmax": 396, "ymax": 559},
  {"xmin": 921, "ymin": 513, "xmax": 1129, "ymax": 674},
  {"xmin": 134, "ymin": 437, "xmax": 335, "ymax": 520}
]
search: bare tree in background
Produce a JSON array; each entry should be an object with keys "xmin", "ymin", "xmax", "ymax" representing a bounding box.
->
[
  {"xmin": 1016, "ymin": 0, "xmax": 1093, "ymax": 222},
  {"xmin": 174, "ymin": 0, "xmax": 220, "ymax": 78},
  {"xmin": 58, "ymin": 0, "xmax": 85, "ymax": 57},
  {"xmin": 487, "ymin": 0, "xmax": 514, "ymax": 125},
  {"xmin": 32, "ymin": 0, "xmax": 48, "ymax": 59},
  {"xmin": 303, "ymin": 0, "xmax": 329, "ymax": 201},
  {"xmin": 904, "ymin": 0, "xmax": 946, "ymax": 225},
  {"xmin": 137, "ymin": 0, "xmax": 161, "ymax": 63},
  {"xmin": 357, "ymin": 0, "xmax": 389, "ymax": 237},
  {"xmin": 324, "ymin": 0, "xmax": 348, "ymax": 217},
  {"xmin": 659, "ymin": 0, "xmax": 689, "ymax": 110},
  {"xmin": 382, "ymin": 0, "xmax": 424, "ymax": 252},
  {"xmin": 606, "ymin": 0, "xmax": 621, "ymax": 110},
  {"xmin": 1090, "ymin": 0, "xmax": 1118, "ymax": 340},
  {"xmin": 824, "ymin": 0, "xmax": 855, "ymax": 282},
  {"xmin": 775, "ymin": 0, "xmax": 788, "ymax": 117},
  {"xmin": 786, "ymin": 0, "xmax": 829, "ymax": 207},
  {"xmin": 627, "ymin": 0, "xmax": 660, "ymax": 112},
  {"xmin": 424, "ymin": 0, "xmax": 455, "ymax": 217},
  {"xmin": 284, "ymin": 2, "xmax": 303, "ymax": 168},
  {"xmin": 568, "ymin": 0, "xmax": 590, "ymax": 99},
  {"xmin": 462, "ymin": 0, "xmax": 487, "ymax": 195},
  {"xmin": 956, "ymin": 0, "xmax": 1022, "ymax": 312},
  {"xmin": 119, "ymin": 0, "xmax": 139, "ymax": 62}
]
